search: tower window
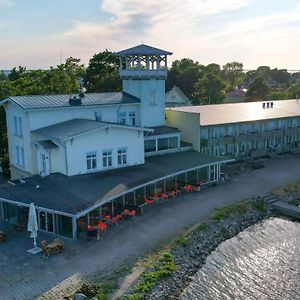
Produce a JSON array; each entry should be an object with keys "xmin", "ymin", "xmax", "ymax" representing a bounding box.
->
[
  {"xmin": 129, "ymin": 112, "xmax": 136, "ymax": 126},
  {"xmin": 118, "ymin": 112, "xmax": 127, "ymax": 125},
  {"xmin": 149, "ymin": 90, "xmax": 156, "ymax": 106}
]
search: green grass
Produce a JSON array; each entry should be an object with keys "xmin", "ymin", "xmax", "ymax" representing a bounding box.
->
[
  {"xmin": 198, "ymin": 223, "xmax": 206, "ymax": 232},
  {"xmin": 125, "ymin": 252, "xmax": 176, "ymax": 299},
  {"xmin": 214, "ymin": 200, "xmax": 251, "ymax": 221}
]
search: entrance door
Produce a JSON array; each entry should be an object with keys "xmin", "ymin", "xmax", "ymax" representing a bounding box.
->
[{"xmin": 40, "ymin": 151, "xmax": 50, "ymax": 176}]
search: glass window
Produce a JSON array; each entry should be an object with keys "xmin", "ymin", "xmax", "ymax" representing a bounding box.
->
[
  {"xmin": 149, "ymin": 90, "xmax": 156, "ymax": 106},
  {"xmin": 158, "ymin": 138, "xmax": 168, "ymax": 150},
  {"xmin": 86, "ymin": 152, "xmax": 97, "ymax": 170},
  {"xmin": 103, "ymin": 150, "xmax": 112, "ymax": 167},
  {"xmin": 13, "ymin": 116, "xmax": 22, "ymax": 136},
  {"xmin": 15, "ymin": 146, "xmax": 24, "ymax": 167},
  {"xmin": 168, "ymin": 137, "xmax": 178, "ymax": 149},
  {"xmin": 145, "ymin": 139, "xmax": 156, "ymax": 152},
  {"xmin": 117, "ymin": 148, "xmax": 127, "ymax": 165},
  {"xmin": 94, "ymin": 111, "xmax": 102, "ymax": 122},
  {"xmin": 118, "ymin": 112, "xmax": 127, "ymax": 125},
  {"xmin": 129, "ymin": 112, "xmax": 136, "ymax": 126}
]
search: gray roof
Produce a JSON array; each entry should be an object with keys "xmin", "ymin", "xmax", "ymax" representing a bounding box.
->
[
  {"xmin": 146, "ymin": 126, "xmax": 180, "ymax": 137},
  {"xmin": 115, "ymin": 44, "xmax": 172, "ymax": 56},
  {"xmin": 0, "ymin": 152, "xmax": 230, "ymax": 216},
  {"xmin": 32, "ymin": 119, "xmax": 149, "ymax": 141},
  {"xmin": 38, "ymin": 140, "xmax": 58, "ymax": 149},
  {"xmin": 169, "ymin": 99, "xmax": 300, "ymax": 126},
  {"xmin": 2, "ymin": 92, "xmax": 140, "ymax": 110}
]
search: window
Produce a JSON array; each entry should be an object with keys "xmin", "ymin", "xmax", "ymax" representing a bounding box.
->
[
  {"xmin": 102, "ymin": 150, "xmax": 112, "ymax": 168},
  {"xmin": 129, "ymin": 112, "xmax": 136, "ymax": 126},
  {"xmin": 94, "ymin": 111, "xmax": 102, "ymax": 122},
  {"xmin": 13, "ymin": 116, "xmax": 22, "ymax": 137},
  {"xmin": 118, "ymin": 112, "xmax": 127, "ymax": 125},
  {"xmin": 149, "ymin": 90, "xmax": 156, "ymax": 106},
  {"xmin": 145, "ymin": 139, "xmax": 156, "ymax": 152},
  {"xmin": 86, "ymin": 152, "xmax": 97, "ymax": 170},
  {"xmin": 15, "ymin": 146, "xmax": 24, "ymax": 167},
  {"xmin": 117, "ymin": 148, "xmax": 127, "ymax": 165}
]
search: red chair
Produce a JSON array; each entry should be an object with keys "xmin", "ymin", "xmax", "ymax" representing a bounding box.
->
[
  {"xmin": 161, "ymin": 193, "xmax": 168, "ymax": 200},
  {"xmin": 97, "ymin": 221, "xmax": 107, "ymax": 233},
  {"xmin": 105, "ymin": 215, "xmax": 111, "ymax": 222},
  {"xmin": 123, "ymin": 209, "xmax": 130, "ymax": 215},
  {"xmin": 145, "ymin": 199, "xmax": 153, "ymax": 206},
  {"xmin": 129, "ymin": 210, "xmax": 136, "ymax": 218},
  {"xmin": 116, "ymin": 214, "xmax": 123, "ymax": 221},
  {"xmin": 111, "ymin": 217, "xmax": 118, "ymax": 225},
  {"xmin": 153, "ymin": 195, "xmax": 159, "ymax": 202},
  {"xmin": 169, "ymin": 191, "xmax": 176, "ymax": 197}
]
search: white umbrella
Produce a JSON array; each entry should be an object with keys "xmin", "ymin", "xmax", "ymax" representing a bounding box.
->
[{"xmin": 27, "ymin": 203, "xmax": 38, "ymax": 247}]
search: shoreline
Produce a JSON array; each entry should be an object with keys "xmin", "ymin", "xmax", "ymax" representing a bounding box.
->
[{"xmin": 123, "ymin": 198, "xmax": 273, "ymax": 299}]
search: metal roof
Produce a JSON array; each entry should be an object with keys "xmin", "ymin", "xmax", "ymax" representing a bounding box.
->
[
  {"xmin": 32, "ymin": 119, "xmax": 151, "ymax": 141},
  {"xmin": 38, "ymin": 140, "xmax": 58, "ymax": 149},
  {"xmin": 0, "ymin": 152, "xmax": 229, "ymax": 215},
  {"xmin": 115, "ymin": 44, "xmax": 173, "ymax": 56},
  {"xmin": 2, "ymin": 92, "xmax": 140, "ymax": 110},
  {"xmin": 169, "ymin": 100, "xmax": 300, "ymax": 126}
]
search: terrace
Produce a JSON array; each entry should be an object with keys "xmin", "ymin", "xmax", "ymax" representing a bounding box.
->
[{"xmin": 0, "ymin": 151, "xmax": 231, "ymax": 239}]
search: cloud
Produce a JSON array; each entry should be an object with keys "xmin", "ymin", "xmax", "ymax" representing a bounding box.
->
[
  {"xmin": 0, "ymin": 0, "xmax": 13, "ymax": 8},
  {"xmin": 63, "ymin": 0, "xmax": 252, "ymax": 45}
]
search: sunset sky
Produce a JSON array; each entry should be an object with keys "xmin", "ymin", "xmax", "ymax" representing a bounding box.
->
[{"xmin": 1, "ymin": 0, "xmax": 300, "ymax": 70}]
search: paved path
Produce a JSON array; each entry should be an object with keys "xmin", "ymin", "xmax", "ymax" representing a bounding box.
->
[{"xmin": 1, "ymin": 154, "xmax": 300, "ymax": 300}]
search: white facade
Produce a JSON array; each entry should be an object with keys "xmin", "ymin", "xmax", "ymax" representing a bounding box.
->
[
  {"xmin": 165, "ymin": 86, "xmax": 191, "ymax": 107},
  {"xmin": 122, "ymin": 79, "xmax": 165, "ymax": 127},
  {"xmin": 2, "ymin": 44, "xmax": 178, "ymax": 179}
]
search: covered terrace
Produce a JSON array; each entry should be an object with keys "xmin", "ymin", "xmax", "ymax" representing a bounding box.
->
[{"xmin": 0, "ymin": 152, "xmax": 232, "ymax": 239}]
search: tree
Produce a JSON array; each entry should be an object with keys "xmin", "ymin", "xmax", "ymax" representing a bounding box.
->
[
  {"xmin": 166, "ymin": 58, "xmax": 203, "ymax": 99},
  {"xmin": 288, "ymin": 81, "xmax": 300, "ymax": 99},
  {"xmin": 193, "ymin": 73, "xmax": 226, "ymax": 105},
  {"xmin": 246, "ymin": 77, "xmax": 269, "ymax": 99},
  {"xmin": 222, "ymin": 62, "xmax": 244, "ymax": 90},
  {"xmin": 84, "ymin": 50, "xmax": 121, "ymax": 93}
]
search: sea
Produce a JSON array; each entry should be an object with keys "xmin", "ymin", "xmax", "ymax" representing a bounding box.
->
[{"xmin": 180, "ymin": 218, "xmax": 300, "ymax": 300}]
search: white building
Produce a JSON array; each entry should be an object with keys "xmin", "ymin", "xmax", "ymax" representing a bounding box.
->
[
  {"xmin": 1, "ymin": 44, "xmax": 185, "ymax": 179},
  {"xmin": 165, "ymin": 86, "xmax": 191, "ymax": 107}
]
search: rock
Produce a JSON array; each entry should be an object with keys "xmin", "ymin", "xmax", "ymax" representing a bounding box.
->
[{"xmin": 74, "ymin": 293, "xmax": 88, "ymax": 300}]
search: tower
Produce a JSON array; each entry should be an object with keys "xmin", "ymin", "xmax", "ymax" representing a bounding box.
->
[{"xmin": 115, "ymin": 44, "xmax": 172, "ymax": 127}]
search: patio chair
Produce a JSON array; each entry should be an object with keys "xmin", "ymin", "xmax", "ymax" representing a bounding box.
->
[
  {"xmin": 0, "ymin": 231, "xmax": 7, "ymax": 242},
  {"xmin": 41, "ymin": 240, "xmax": 51, "ymax": 258},
  {"xmin": 145, "ymin": 199, "xmax": 153, "ymax": 206},
  {"xmin": 161, "ymin": 193, "xmax": 168, "ymax": 200},
  {"xmin": 129, "ymin": 210, "xmax": 136, "ymax": 219},
  {"xmin": 54, "ymin": 239, "xmax": 64, "ymax": 254},
  {"xmin": 111, "ymin": 217, "xmax": 118, "ymax": 226}
]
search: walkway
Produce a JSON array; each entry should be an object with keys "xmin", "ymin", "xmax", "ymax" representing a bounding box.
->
[{"xmin": 1, "ymin": 154, "xmax": 300, "ymax": 300}]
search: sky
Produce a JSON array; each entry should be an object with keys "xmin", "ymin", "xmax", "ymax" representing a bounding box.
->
[{"xmin": 1, "ymin": 0, "xmax": 300, "ymax": 70}]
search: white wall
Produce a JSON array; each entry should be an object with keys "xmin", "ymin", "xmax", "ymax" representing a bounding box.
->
[
  {"xmin": 122, "ymin": 79, "xmax": 166, "ymax": 127},
  {"xmin": 28, "ymin": 103, "xmax": 141, "ymax": 130},
  {"xmin": 65, "ymin": 127, "xmax": 145, "ymax": 176},
  {"xmin": 165, "ymin": 110, "xmax": 200, "ymax": 151},
  {"xmin": 4, "ymin": 102, "xmax": 34, "ymax": 177}
]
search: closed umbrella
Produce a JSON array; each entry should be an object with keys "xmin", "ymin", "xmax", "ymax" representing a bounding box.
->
[{"xmin": 27, "ymin": 203, "xmax": 38, "ymax": 247}]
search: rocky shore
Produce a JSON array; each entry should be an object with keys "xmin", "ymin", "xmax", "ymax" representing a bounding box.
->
[{"xmin": 128, "ymin": 199, "xmax": 273, "ymax": 300}]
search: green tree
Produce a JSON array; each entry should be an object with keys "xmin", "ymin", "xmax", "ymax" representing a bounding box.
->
[
  {"xmin": 84, "ymin": 50, "xmax": 121, "ymax": 93},
  {"xmin": 166, "ymin": 58, "xmax": 203, "ymax": 99},
  {"xmin": 193, "ymin": 73, "xmax": 226, "ymax": 105},
  {"xmin": 246, "ymin": 77, "xmax": 269, "ymax": 99},
  {"xmin": 222, "ymin": 62, "xmax": 244, "ymax": 90},
  {"xmin": 288, "ymin": 81, "xmax": 300, "ymax": 99}
]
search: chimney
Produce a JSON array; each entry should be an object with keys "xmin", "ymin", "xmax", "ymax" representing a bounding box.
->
[
  {"xmin": 270, "ymin": 102, "xmax": 273, "ymax": 108},
  {"xmin": 263, "ymin": 103, "xmax": 266, "ymax": 109},
  {"xmin": 69, "ymin": 95, "xmax": 82, "ymax": 106}
]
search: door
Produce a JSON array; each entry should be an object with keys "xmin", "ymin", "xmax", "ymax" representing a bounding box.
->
[{"xmin": 39, "ymin": 150, "xmax": 50, "ymax": 176}]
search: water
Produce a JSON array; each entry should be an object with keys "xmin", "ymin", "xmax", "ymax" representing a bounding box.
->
[{"xmin": 180, "ymin": 218, "xmax": 300, "ymax": 300}]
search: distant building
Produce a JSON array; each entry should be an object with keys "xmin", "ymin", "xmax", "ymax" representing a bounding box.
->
[
  {"xmin": 165, "ymin": 86, "xmax": 191, "ymax": 107},
  {"xmin": 167, "ymin": 100, "xmax": 300, "ymax": 160},
  {"xmin": 224, "ymin": 88, "xmax": 247, "ymax": 104}
]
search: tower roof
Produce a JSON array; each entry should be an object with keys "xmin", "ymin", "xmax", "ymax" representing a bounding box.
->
[{"xmin": 115, "ymin": 44, "xmax": 172, "ymax": 56}]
